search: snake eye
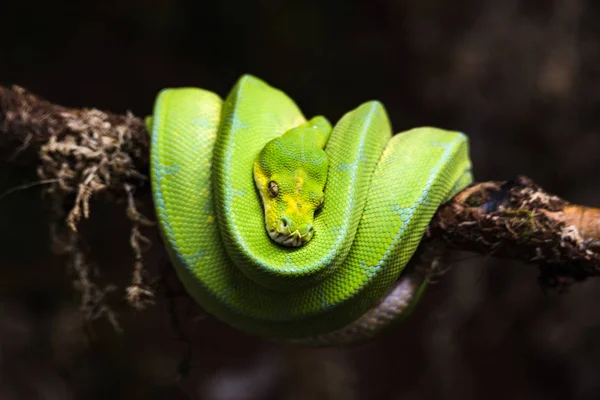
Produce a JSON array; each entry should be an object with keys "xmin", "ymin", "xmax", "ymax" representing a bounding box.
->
[{"xmin": 268, "ymin": 181, "xmax": 279, "ymax": 198}]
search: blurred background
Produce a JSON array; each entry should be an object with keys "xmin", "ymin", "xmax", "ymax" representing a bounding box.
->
[{"xmin": 2, "ymin": 0, "xmax": 600, "ymax": 399}]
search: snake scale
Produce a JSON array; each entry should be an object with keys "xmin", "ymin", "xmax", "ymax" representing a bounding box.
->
[{"xmin": 148, "ymin": 75, "xmax": 473, "ymax": 346}]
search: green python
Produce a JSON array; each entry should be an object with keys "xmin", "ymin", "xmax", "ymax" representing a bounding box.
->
[{"xmin": 148, "ymin": 75, "xmax": 473, "ymax": 346}]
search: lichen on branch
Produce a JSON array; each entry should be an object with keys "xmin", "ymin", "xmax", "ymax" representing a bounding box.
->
[{"xmin": 1, "ymin": 84, "xmax": 155, "ymax": 327}]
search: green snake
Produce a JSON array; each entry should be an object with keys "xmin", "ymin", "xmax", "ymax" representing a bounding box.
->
[{"xmin": 148, "ymin": 75, "xmax": 473, "ymax": 346}]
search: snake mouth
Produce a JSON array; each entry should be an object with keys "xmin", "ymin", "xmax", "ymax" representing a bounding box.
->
[{"xmin": 267, "ymin": 223, "xmax": 314, "ymax": 248}]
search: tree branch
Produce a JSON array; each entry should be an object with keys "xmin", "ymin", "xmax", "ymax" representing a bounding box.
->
[
  {"xmin": 1, "ymin": 84, "xmax": 599, "ymax": 299},
  {"xmin": 428, "ymin": 178, "xmax": 600, "ymax": 288}
]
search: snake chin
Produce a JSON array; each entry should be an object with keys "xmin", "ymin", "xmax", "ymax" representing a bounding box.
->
[{"xmin": 268, "ymin": 226, "xmax": 313, "ymax": 248}]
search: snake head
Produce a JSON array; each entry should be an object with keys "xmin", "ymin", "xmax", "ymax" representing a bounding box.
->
[{"xmin": 253, "ymin": 117, "xmax": 331, "ymax": 247}]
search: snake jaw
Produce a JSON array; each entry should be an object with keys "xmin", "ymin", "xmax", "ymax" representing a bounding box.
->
[{"xmin": 267, "ymin": 222, "xmax": 314, "ymax": 248}]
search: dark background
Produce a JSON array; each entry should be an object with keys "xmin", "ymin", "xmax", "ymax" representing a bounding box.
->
[{"xmin": 2, "ymin": 0, "xmax": 600, "ymax": 399}]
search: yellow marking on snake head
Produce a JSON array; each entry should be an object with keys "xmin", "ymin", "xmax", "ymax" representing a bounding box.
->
[
  {"xmin": 282, "ymin": 193, "xmax": 301, "ymax": 216},
  {"xmin": 294, "ymin": 169, "xmax": 306, "ymax": 193},
  {"xmin": 253, "ymin": 163, "xmax": 269, "ymax": 190}
]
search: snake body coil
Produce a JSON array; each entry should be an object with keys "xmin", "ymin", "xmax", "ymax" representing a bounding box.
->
[{"xmin": 149, "ymin": 75, "xmax": 473, "ymax": 346}]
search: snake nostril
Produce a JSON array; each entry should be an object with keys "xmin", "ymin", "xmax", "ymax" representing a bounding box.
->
[
  {"xmin": 281, "ymin": 216, "xmax": 290, "ymax": 228},
  {"xmin": 300, "ymin": 223, "xmax": 313, "ymax": 235}
]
